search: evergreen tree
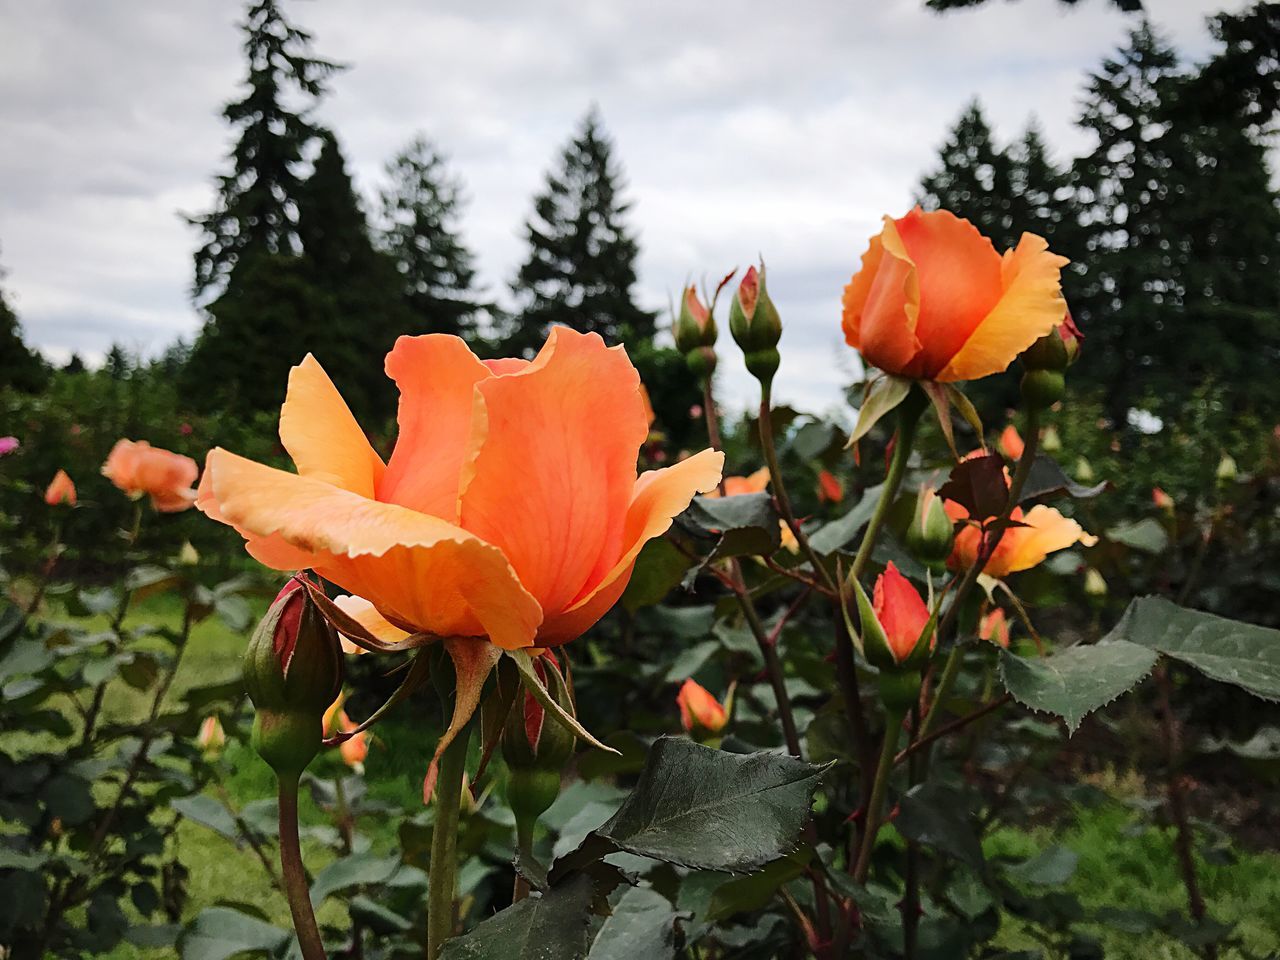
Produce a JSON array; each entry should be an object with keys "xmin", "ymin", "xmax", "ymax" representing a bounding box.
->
[
  {"xmin": 918, "ymin": 101, "xmax": 1019, "ymax": 250},
  {"xmin": 508, "ymin": 108, "xmax": 654, "ymax": 354},
  {"xmin": 188, "ymin": 0, "xmax": 339, "ymax": 296},
  {"xmin": 1007, "ymin": 121, "xmax": 1080, "ymax": 256},
  {"xmin": 0, "ymin": 255, "xmax": 47, "ymax": 393},
  {"xmin": 378, "ymin": 136, "xmax": 485, "ymax": 339},
  {"xmin": 295, "ymin": 132, "xmax": 414, "ymax": 421}
]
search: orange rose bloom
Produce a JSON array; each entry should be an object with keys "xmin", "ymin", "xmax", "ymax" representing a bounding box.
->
[
  {"xmin": 197, "ymin": 328, "xmax": 723, "ymax": 651},
  {"xmin": 677, "ymin": 678, "xmax": 728, "ymax": 735},
  {"xmin": 842, "ymin": 208, "xmax": 1068, "ymax": 382},
  {"xmin": 979, "ymin": 607, "xmax": 1011, "ymax": 648},
  {"xmin": 945, "ymin": 499, "xmax": 1096, "ymax": 579},
  {"xmin": 44, "ymin": 469, "xmax": 76, "ymax": 506},
  {"xmin": 711, "ymin": 467, "xmax": 770, "ymax": 498},
  {"xmin": 324, "ymin": 695, "xmax": 369, "ymax": 770},
  {"xmin": 998, "ymin": 425, "xmax": 1025, "ymax": 461},
  {"xmin": 102, "ymin": 440, "xmax": 198, "ymax": 512}
]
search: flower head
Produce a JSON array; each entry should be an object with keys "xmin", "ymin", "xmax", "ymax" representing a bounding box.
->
[
  {"xmin": 842, "ymin": 208, "xmax": 1068, "ymax": 382},
  {"xmin": 979, "ymin": 608, "xmax": 1010, "ymax": 648},
  {"xmin": 677, "ymin": 678, "xmax": 728, "ymax": 736},
  {"xmin": 44, "ymin": 469, "xmax": 76, "ymax": 506},
  {"xmin": 0, "ymin": 436, "xmax": 18, "ymax": 457},
  {"xmin": 102, "ymin": 439, "xmax": 198, "ymax": 512},
  {"xmin": 871, "ymin": 562, "xmax": 932, "ymax": 664},
  {"xmin": 945, "ymin": 498, "xmax": 1096, "ymax": 579}
]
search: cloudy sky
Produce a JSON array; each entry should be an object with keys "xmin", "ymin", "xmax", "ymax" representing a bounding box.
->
[{"xmin": 0, "ymin": 0, "xmax": 1243, "ymax": 413}]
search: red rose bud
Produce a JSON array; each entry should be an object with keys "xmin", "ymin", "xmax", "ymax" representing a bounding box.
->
[
  {"xmin": 676, "ymin": 678, "xmax": 728, "ymax": 738},
  {"xmin": 502, "ymin": 654, "xmax": 576, "ymax": 834},
  {"xmin": 1021, "ymin": 311, "xmax": 1082, "ymax": 373},
  {"xmin": 242, "ymin": 577, "xmax": 344, "ymax": 778},
  {"xmin": 903, "ymin": 486, "xmax": 954, "ymax": 569},
  {"xmin": 817, "ymin": 470, "xmax": 844, "ymax": 504},
  {"xmin": 729, "ymin": 264, "xmax": 782, "ymax": 387},
  {"xmin": 852, "ymin": 563, "xmax": 935, "ymax": 678}
]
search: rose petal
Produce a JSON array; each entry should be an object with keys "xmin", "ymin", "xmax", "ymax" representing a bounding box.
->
[
  {"xmin": 280, "ymin": 354, "xmax": 385, "ymax": 497},
  {"xmin": 842, "ymin": 217, "xmax": 922, "ymax": 376}
]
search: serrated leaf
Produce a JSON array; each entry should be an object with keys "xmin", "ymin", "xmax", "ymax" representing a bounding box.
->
[
  {"xmin": 678, "ymin": 493, "xmax": 780, "ymax": 558},
  {"xmin": 439, "ymin": 872, "xmax": 596, "ymax": 960},
  {"xmin": 592, "ymin": 737, "xmax": 824, "ymax": 872},
  {"xmin": 809, "ymin": 485, "xmax": 883, "ymax": 555},
  {"xmin": 622, "ymin": 538, "xmax": 693, "ymax": 613},
  {"xmin": 178, "ymin": 906, "xmax": 288, "ymax": 960},
  {"xmin": 999, "ymin": 641, "xmax": 1158, "ymax": 734},
  {"xmin": 588, "ymin": 886, "xmax": 681, "ymax": 959},
  {"xmin": 849, "ymin": 375, "xmax": 912, "ymax": 446},
  {"xmin": 1106, "ymin": 518, "xmax": 1169, "ymax": 554},
  {"xmin": 895, "ymin": 783, "xmax": 985, "ymax": 871},
  {"xmin": 704, "ymin": 850, "xmax": 809, "ymax": 922},
  {"xmin": 1020, "ymin": 456, "xmax": 1108, "ymax": 502},
  {"xmin": 1106, "ymin": 596, "xmax": 1280, "ymax": 701}
]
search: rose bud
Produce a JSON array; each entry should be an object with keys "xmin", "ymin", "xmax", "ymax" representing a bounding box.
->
[
  {"xmin": 1216, "ymin": 453, "xmax": 1238, "ymax": 484},
  {"xmin": 729, "ymin": 264, "xmax": 782, "ymax": 387},
  {"xmin": 196, "ymin": 716, "xmax": 226, "ymax": 755},
  {"xmin": 676, "ymin": 678, "xmax": 729, "ymax": 739},
  {"xmin": 904, "ymin": 485, "xmax": 954, "ymax": 570},
  {"xmin": 674, "ymin": 286, "xmax": 718, "ymax": 381},
  {"xmin": 1152, "ymin": 487, "xmax": 1175, "ymax": 513},
  {"xmin": 242, "ymin": 578, "xmax": 344, "ymax": 779},
  {"xmin": 851, "ymin": 563, "xmax": 935, "ymax": 714},
  {"xmin": 979, "ymin": 608, "xmax": 1010, "ymax": 648},
  {"xmin": 44, "ymin": 469, "xmax": 76, "ymax": 506},
  {"xmin": 502, "ymin": 654, "xmax": 576, "ymax": 834}
]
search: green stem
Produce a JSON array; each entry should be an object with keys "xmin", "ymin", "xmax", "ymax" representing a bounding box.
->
[
  {"xmin": 279, "ymin": 777, "xmax": 327, "ymax": 960},
  {"xmin": 849, "ymin": 391, "xmax": 926, "ymax": 583},
  {"xmin": 852, "ymin": 711, "xmax": 903, "ymax": 883},
  {"xmin": 512, "ymin": 816, "xmax": 535, "ymax": 903},
  {"xmin": 427, "ymin": 727, "xmax": 470, "ymax": 959}
]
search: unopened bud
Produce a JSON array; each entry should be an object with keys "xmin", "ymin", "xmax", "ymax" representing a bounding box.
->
[
  {"xmin": 177, "ymin": 541, "xmax": 200, "ymax": 566},
  {"xmin": 1216, "ymin": 453, "xmax": 1238, "ymax": 483},
  {"xmin": 676, "ymin": 678, "xmax": 728, "ymax": 740},
  {"xmin": 1083, "ymin": 567, "xmax": 1107, "ymax": 597},
  {"xmin": 674, "ymin": 287, "xmax": 717, "ymax": 353},
  {"xmin": 904, "ymin": 486, "xmax": 954, "ymax": 570},
  {"xmin": 1074, "ymin": 457, "xmax": 1095, "ymax": 483},
  {"xmin": 1040, "ymin": 425, "xmax": 1062, "ymax": 453},
  {"xmin": 729, "ymin": 264, "xmax": 782, "ymax": 387},
  {"xmin": 243, "ymin": 578, "xmax": 344, "ymax": 778},
  {"xmin": 503, "ymin": 655, "xmax": 575, "ymax": 835},
  {"xmin": 1021, "ymin": 312, "xmax": 1082, "ymax": 372},
  {"xmin": 1020, "ymin": 369, "xmax": 1064, "ymax": 409}
]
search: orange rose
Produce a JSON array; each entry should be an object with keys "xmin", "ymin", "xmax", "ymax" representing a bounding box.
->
[
  {"xmin": 708, "ymin": 467, "xmax": 770, "ymax": 498},
  {"xmin": 817, "ymin": 469, "xmax": 844, "ymax": 504},
  {"xmin": 842, "ymin": 208, "xmax": 1068, "ymax": 382},
  {"xmin": 197, "ymin": 328, "xmax": 723, "ymax": 652},
  {"xmin": 998, "ymin": 425, "xmax": 1025, "ymax": 461},
  {"xmin": 324, "ymin": 694, "xmax": 369, "ymax": 770},
  {"xmin": 44, "ymin": 469, "xmax": 76, "ymax": 506},
  {"xmin": 676, "ymin": 678, "xmax": 728, "ymax": 735},
  {"xmin": 102, "ymin": 440, "xmax": 198, "ymax": 512},
  {"xmin": 979, "ymin": 607, "xmax": 1010, "ymax": 648},
  {"xmin": 945, "ymin": 499, "xmax": 1095, "ymax": 579},
  {"xmin": 872, "ymin": 562, "xmax": 931, "ymax": 664}
]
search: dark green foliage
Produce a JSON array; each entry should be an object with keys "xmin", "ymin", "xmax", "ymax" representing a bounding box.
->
[
  {"xmin": 378, "ymin": 135, "xmax": 487, "ymax": 339},
  {"xmin": 0, "ymin": 256, "xmax": 48, "ymax": 394},
  {"xmin": 508, "ymin": 108, "xmax": 655, "ymax": 355},
  {"xmin": 188, "ymin": 0, "xmax": 340, "ymax": 296}
]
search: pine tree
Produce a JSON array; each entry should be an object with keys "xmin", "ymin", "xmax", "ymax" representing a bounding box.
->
[
  {"xmin": 1008, "ymin": 121, "xmax": 1080, "ymax": 255},
  {"xmin": 378, "ymin": 136, "xmax": 485, "ymax": 339},
  {"xmin": 509, "ymin": 108, "xmax": 654, "ymax": 355},
  {"xmin": 188, "ymin": 0, "xmax": 339, "ymax": 296},
  {"xmin": 918, "ymin": 101, "xmax": 1019, "ymax": 250},
  {"xmin": 295, "ymin": 132, "xmax": 414, "ymax": 421},
  {"xmin": 0, "ymin": 254, "xmax": 48, "ymax": 393}
]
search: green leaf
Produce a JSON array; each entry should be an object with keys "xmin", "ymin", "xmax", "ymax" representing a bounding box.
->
[
  {"xmin": 1005, "ymin": 846, "xmax": 1079, "ymax": 886},
  {"xmin": 999, "ymin": 641, "xmax": 1158, "ymax": 734},
  {"xmin": 588, "ymin": 886, "xmax": 682, "ymax": 959},
  {"xmin": 661, "ymin": 641, "xmax": 718, "ymax": 683},
  {"xmin": 592, "ymin": 737, "xmax": 825, "ymax": 872},
  {"xmin": 1021, "ymin": 456, "xmax": 1109, "ymax": 502},
  {"xmin": 622, "ymin": 538, "xmax": 693, "ymax": 613},
  {"xmin": 0, "ymin": 639, "xmax": 54, "ymax": 682},
  {"xmin": 171, "ymin": 794, "xmax": 239, "ymax": 842},
  {"xmin": 1106, "ymin": 596, "xmax": 1280, "ymax": 701},
  {"xmin": 895, "ymin": 783, "xmax": 984, "ymax": 871},
  {"xmin": 179, "ymin": 906, "xmax": 288, "ymax": 960},
  {"xmin": 309, "ymin": 851, "xmax": 401, "ymax": 906},
  {"xmin": 679, "ymin": 493, "xmax": 780, "ymax": 558},
  {"xmin": 1105, "ymin": 518, "xmax": 1169, "ymax": 554},
  {"xmin": 438, "ymin": 872, "xmax": 596, "ymax": 960},
  {"xmin": 791, "ymin": 419, "xmax": 841, "ymax": 461},
  {"xmin": 809, "ymin": 485, "xmax": 883, "ymax": 555},
  {"xmin": 348, "ymin": 895, "xmax": 413, "ymax": 935},
  {"xmin": 126, "ymin": 565, "xmax": 183, "ymax": 600},
  {"xmin": 704, "ymin": 850, "xmax": 809, "ymax": 922},
  {"xmin": 849, "ymin": 374, "xmax": 911, "ymax": 446}
]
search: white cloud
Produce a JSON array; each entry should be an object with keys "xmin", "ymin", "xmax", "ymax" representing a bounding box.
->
[{"xmin": 0, "ymin": 0, "xmax": 1243, "ymax": 409}]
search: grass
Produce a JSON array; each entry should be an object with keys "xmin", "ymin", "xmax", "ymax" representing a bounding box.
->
[{"xmin": 26, "ymin": 594, "xmax": 1280, "ymax": 959}]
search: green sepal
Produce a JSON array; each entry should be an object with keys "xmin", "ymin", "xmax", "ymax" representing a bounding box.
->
[
  {"xmin": 877, "ymin": 669, "xmax": 922, "ymax": 717},
  {"xmin": 851, "ymin": 575, "xmax": 895, "ymax": 671},
  {"xmin": 847, "ymin": 375, "xmax": 911, "ymax": 449}
]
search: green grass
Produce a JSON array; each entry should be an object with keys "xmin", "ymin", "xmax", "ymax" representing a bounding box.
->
[{"xmin": 32, "ymin": 595, "xmax": 1280, "ymax": 959}]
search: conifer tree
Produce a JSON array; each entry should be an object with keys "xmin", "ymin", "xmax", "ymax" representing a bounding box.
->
[
  {"xmin": 508, "ymin": 108, "xmax": 654, "ymax": 355},
  {"xmin": 1007, "ymin": 122, "xmax": 1080, "ymax": 256},
  {"xmin": 378, "ymin": 136, "xmax": 485, "ymax": 339},
  {"xmin": 188, "ymin": 0, "xmax": 339, "ymax": 296},
  {"xmin": 918, "ymin": 101, "xmax": 1019, "ymax": 250},
  {"xmin": 0, "ymin": 255, "xmax": 47, "ymax": 393}
]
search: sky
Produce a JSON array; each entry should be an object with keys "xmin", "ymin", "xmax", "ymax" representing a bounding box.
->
[{"xmin": 0, "ymin": 0, "xmax": 1246, "ymax": 414}]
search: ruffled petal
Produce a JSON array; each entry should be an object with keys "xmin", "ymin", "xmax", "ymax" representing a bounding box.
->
[
  {"xmin": 990, "ymin": 504, "xmax": 1095, "ymax": 577},
  {"xmin": 554, "ymin": 448, "xmax": 725, "ymax": 639},
  {"xmin": 459, "ymin": 328, "xmax": 651, "ymax": 617},
  {"xmin": 200, "ymin": 448, "xmax": 543, "ymax": 650},
  {"xmin": 842, "ymin": 217, "xmax": 922, "ymax": 376},
  {"xmin": 378, "ymin": 335, "xmax": 492, "ymax": 519},
  {"xmin": 938, "ymin": 233, "xmax": 1068, "ymax": 383},
  {"xmin": 332, "ymin": 595, "xmax": 411, "ymax": 653},
  {"xmin": 895, "ymin": 207, "xmax": 1004, "ymax": 379},
  {"xmin": 279, "ymin": 355, "xmax": 385, "ymax": 497}
]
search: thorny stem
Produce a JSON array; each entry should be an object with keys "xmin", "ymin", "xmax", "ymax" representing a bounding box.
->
[
  {"xmin": 427, "ymin": 725, "xmax": 470, "ymax": 960},
  {"xmin": 279, "ymin": 777, "xmax": 328, "ymax": 960},
  {"xmin": 895, "ymin": 695, "xmax": 1012, "ymax": 767}
]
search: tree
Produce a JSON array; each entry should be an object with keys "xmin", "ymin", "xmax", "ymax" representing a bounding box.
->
[
  {"xmin": 188, "ymin": 0, "xmax": 339, "ymax": 297},
  {"xmin": 0, "ymin": 255, "xmax": 47, "ymax": 393},
  {"xmin": 508, "ymin": 108, "xmax": 654, "ymax": 355},
  {"xmin": 1007, "ymin": 121, "xmax": 1080, "ymax": 258},
  {"xmin": 918, "ymin": 101, "xmax": 1019, "ymax": 250},
  {"xmin": 295, "ymin": 132, "xmax": 414, "ymax": 421},
  {"xmin": 378, "ymin": 136, "xmax": 486, "ymax": 339}
]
